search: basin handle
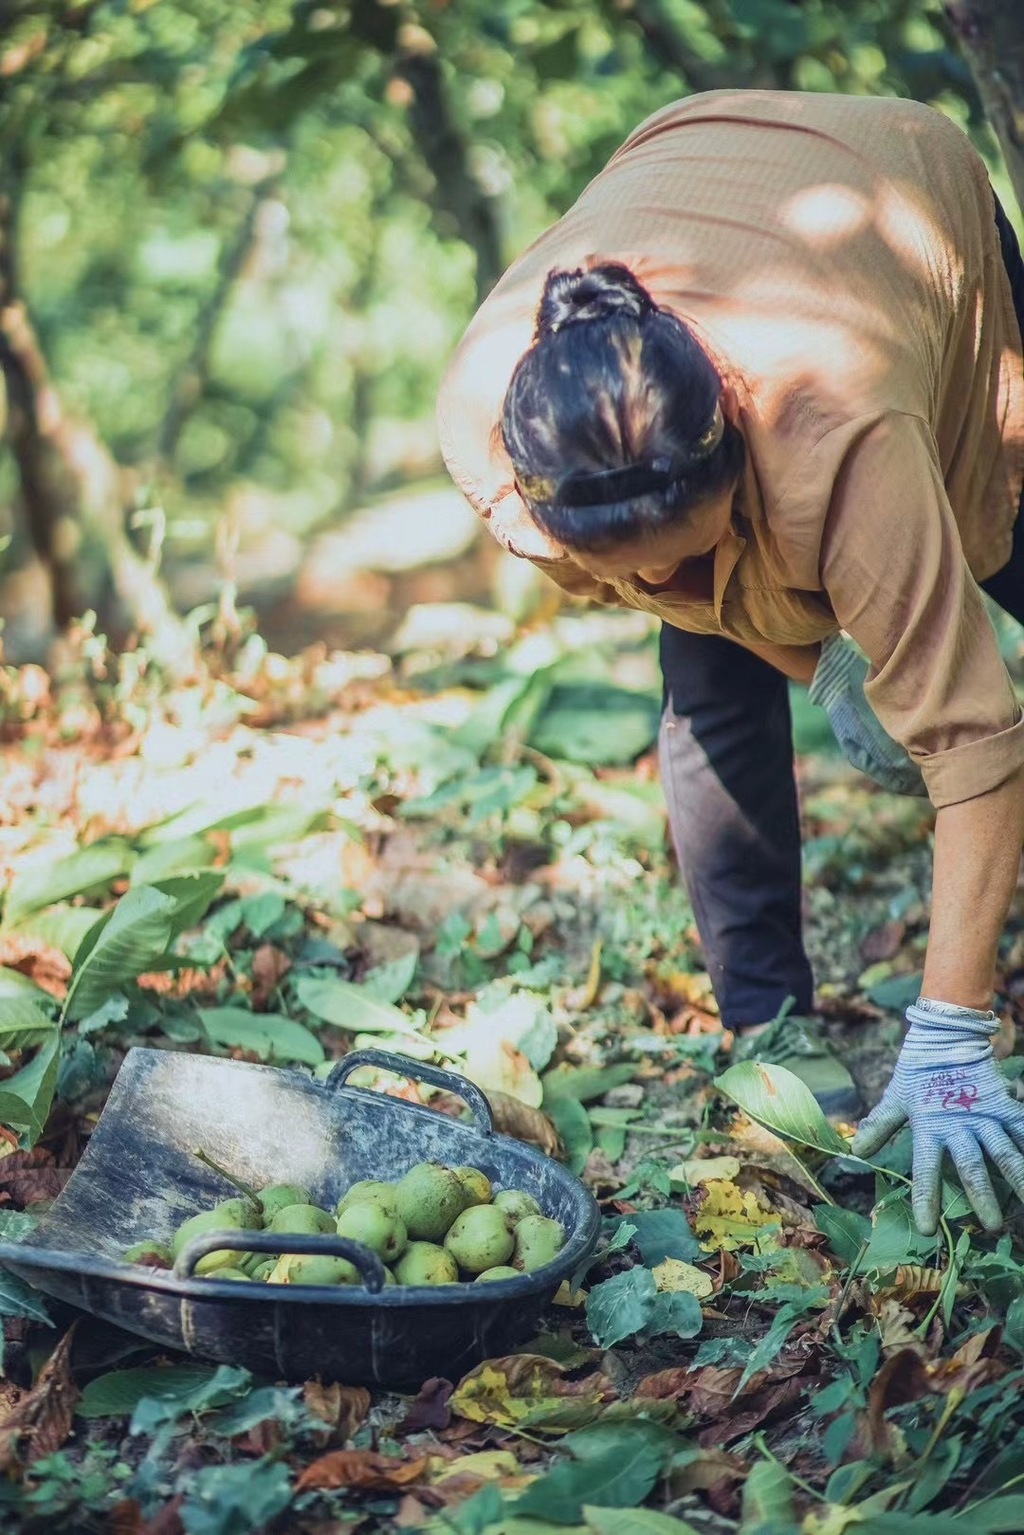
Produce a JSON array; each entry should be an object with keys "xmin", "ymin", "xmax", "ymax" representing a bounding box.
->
[
  {"xmin": 173, "ymin": 1230, "xmax": 386, "ymax": 1291},
  {"xmin": 325, "ymin": 1049, "xmax": 495, "ymax": 1137}
]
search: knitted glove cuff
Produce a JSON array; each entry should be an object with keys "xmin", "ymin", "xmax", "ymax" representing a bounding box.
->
[
  {"xmin": 907, "ymin": 997, "xmax": 998, "ymax": 1037},
  {"xmin": 808, "ymin": 632, "xmax": 865, "ymax": 711}
]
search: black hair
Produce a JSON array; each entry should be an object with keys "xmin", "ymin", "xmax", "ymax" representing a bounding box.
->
[{"xmin": 501, "ymin": 263, "xmax": 744, "ymax": 552}]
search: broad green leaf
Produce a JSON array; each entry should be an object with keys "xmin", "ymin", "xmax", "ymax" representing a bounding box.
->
[
  {"xmin": 542, "ymin": 1065, "xmax": 637, "ymax": 1104},
  {"xmin": 639, "ymin": 1290, "xmax": 703, "ymax": 1342},
  {"xmin": 130, "ymin": 1365, "xmax": 254, "ymax": 1435},
  {"xmin": 813, "ymin": 1205, "xmax": 872, "ymax": 1266},
  {"xmin": 515, "ymin": 1422, "xmax": 667, "ymax": 1523},
  {"xmin": 0, "ymin": 1210, "xmax": 37, "ymax": 1241},
  {"xmin": 3, "ymin": 839, "xmax": 133, "ymax": 928},
  {"xmin": 294, "ymin": 974, "xmax": 423, "ymax": 1037},
  {"xmin": 714, "ymin": 1062, "xmax": 850, "ymax": 1155},
  {"xmin": 585, "ymin": 1508, "xmax": 701, "ymax": 1535},
  {"xmin": 741, "ymin": 1459, "xmax": 796, "ymax": 1529},
  {"xmin": 0, "ymin": 1268, "xmax": 53, "ymax": 1324},
  {"xmin": 530, "ymin": 684, "xmax": 660, "ymax": 767},
  {"xmin": 861, "ymin": 1194, "xmax": 939, "ymax": 1272},
  {"xmin": 0, "ymin": 968, "xmax": 48, "ymax": 1001},
  {"xmin": 0, "ymin": 1032, "xmax": 61, "ymax": 1143},
  {"xmin": 63, "ymin": 886, "xmax": 179, "ymax": 1022},
  {"xmin": 179, "ymin": 1458, "xmax": 293, "ymax": 1535},
  {"xmin": 360, "ymin": 950, "xmax": 419, "ymax": 1005},
  {"xmin": 198, "ymin": 1006, "xmax": 325, "ymax": 1066},
  {"xmin": 547, "ymin": 1097, "xmax": 593, "ymax": 1177},
  {"xmin": 148, "ymin": 871, "xmax": 225, "ymax": 933},
  {"xmin": 130, "ymin": 835, "xmax": 217, "ymax": 885},
  {"xmin": 586, "ymin": 1267, "xmax": 657, "ymax": 1348},
  {"xmin": 78, "ymin": 1364, "xmax": 224, "ymax": 1419},
  {"xmin": 9, "ymin": 904, "xmax": 106, "ymax": 962},
  {"xmin": 0, "ymin": 997, "xmax": 58, "ymax": 1042},
  {"xmin": 619, "ymin": 1208, "xmax": 702, "ymax": 1265}
]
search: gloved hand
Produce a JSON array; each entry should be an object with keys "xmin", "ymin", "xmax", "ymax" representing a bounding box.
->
[
  {"xmin": 850, "ymin": 996, "xmax": 1024, "ymax": 1234},
  {"xmin": 809, "ymin": 633, "xmax": 928, "ymax": 797}
]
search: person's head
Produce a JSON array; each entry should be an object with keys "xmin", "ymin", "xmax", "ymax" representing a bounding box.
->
[{"xmin": 501, "ymin": 263, "xmax": 744, "ymax": 578}]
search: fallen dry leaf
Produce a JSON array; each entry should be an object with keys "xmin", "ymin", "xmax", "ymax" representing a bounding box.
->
[
  {"xmin": 484, "ymin": 1091, "xmax": 562, "ymax": 1158},
  {"xmin": 303, "ymin": 1381, "xmax": 372, "ymax": 1443},
  {"xmin": 0, "ymin": 1147, "xmax": 71, "ymax": 1208},
  {"xmin": 401, "ymin": 1377, "xmax": 454, "ymax": 1433},
  {"xmin": 250, "ymin": 944, "xmax": 292, "ymax": 1008},
  {"xmin": 0, "ymin": 1325, "xmax": 79, "ymax": 1473},
  {"xmin": 296, "ymin": 1449, "xmax": 429, "ymax": 1494},
  {"xmin": 862, "ymin": 1347, "xmax": 931, "ymax": 1457}
]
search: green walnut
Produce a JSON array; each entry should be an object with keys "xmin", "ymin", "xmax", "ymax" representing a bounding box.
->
[
  {"xmin": 121, "ymin": 1240, "xmax": 173, "ymax": 1268},
  {"xmin": 395, "ymin": 1163, "xmax": 468, "ymax": 1242},
  {"xmin": 393, "ymin": 1241, "xmax": 459, "ymax": 1286},
  {"xmin": 493, "ymin": 1189, "xmax": 543, "ymax": 1225},
  {"xmin": 335, "ymin": 1201, "xmax": 407, "ymax": 1263},
  {"xmin": 258, "ymin": 1183, "xmax": 310, "ymax": 1221},
  {"xmin": 513, "ymin": 1215, "xmax": 566, "ymax": 1273},
  {"xmin": 249, "ymin": 1258, "xmax": 278, "ymax": 1282},
  {"xmin": 172, "ymin": 1198, "xmax": 262, "ymax": 1274},
  {"xmin": 475, "ymin": 1266, "xmax": 520, "ymax": 1283},
  {"xmin": 336, "ymin": 1180, "xmax": 400, "ymax": 1219},
  {"xmin": 208, "ymin": 1267, "xmax": 251, "ymax": 1282},
  {"xmin": 454, "ymin": 1165, "xmax": 492, "ymax": 1207},
  {"xmin": 266, "ymin": 1203, "xmax": 336, "ymax": 1235},
  {"xmin": 268, "ymin": 1253, "xmax": 359, "ymax": 1286},
  {"xmin": 444, "ymin": 1205, "xmax": 515, "ymax": 1274}
]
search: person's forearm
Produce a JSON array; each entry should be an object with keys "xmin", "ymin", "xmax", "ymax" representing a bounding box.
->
[{"xmin": 924, "ymin": 766, "xmax": 1024, "ymax": 1008}]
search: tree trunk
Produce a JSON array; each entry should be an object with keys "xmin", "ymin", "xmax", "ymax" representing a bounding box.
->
[
  {"xmin": 946, "ymin": 1, "xmax": 1024, "ymax": 216},
  {"xmin": 393, "ymin": 44, "xmax": 504, "ymax": 304},
  {"xmin": 0, "ymin": 187, "xmax": 188, "ymax": 652}
]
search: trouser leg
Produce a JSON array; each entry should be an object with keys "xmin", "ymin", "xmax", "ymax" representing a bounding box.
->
[{"xmin": 658, "ymin": 622, "xmax": 814, "ymax": 1030}]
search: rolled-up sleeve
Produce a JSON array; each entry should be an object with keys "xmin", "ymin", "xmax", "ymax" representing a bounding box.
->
[{"xmin": 820, "ymin": 411, "xmax": 1024, "ymax": 808}]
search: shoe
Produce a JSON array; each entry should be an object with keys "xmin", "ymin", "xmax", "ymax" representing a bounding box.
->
[{"xmin": 731, "ymin": 1007, "xmax": 863, "ymax": 1120}]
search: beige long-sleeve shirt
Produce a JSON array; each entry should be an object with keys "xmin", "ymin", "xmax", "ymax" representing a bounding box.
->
[{"xmin": 437, "ymin": 90, "xmax": 1024, "ymax": 808}]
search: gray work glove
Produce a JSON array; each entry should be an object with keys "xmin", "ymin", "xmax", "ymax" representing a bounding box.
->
[
  {"xmin": 850, "ymin": 997, "xmax": 1024, "ymax": 1234},
  {"xmin": 808, "ymin": 633, "xmax": 927, "ymax": 797}
]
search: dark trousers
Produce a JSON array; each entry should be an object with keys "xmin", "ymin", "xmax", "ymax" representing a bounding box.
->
[{"xmin": 659, "ymin": 193, "xmax": 1024, "ymax": 1030}]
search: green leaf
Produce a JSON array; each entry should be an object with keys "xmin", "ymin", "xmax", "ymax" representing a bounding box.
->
[
  {"xmin": 620, "ymin": 1208, "xmax": 701, "ymax": 1265},
  {"xmin": 179, "ymin": 1458, "xmax": 294, "ymax": 1535},
  {"xmin": 3, "ymin": 840, "xmax": 133, "ymax": 928},
  {"xmin": 866, "ymin": 972, "xmax": 923, "ymax": 1011},
  {"xmin": 78, "ymin": 1364, "xmax": 225, "ymax": 1419},
  {"xmin": 0, "ymin": 997, "xmax": 58, "ymax": 1044},
  {"xmin": 547, "ymin": 1097, "xmax": 593, "ymax": 1177},
  {"xmin": 63, "ymin": 885, "xmax": 179, "ymax": 1022},
  {"xmin": 294, "ymin": 974, "xmax": 425, "ymax": 1038},
  {"xmin": 9, "ymin": 904, "xmax": 106, "ymax": 962},
  {"xmin": 813, "ymin": 1205, "xmax": 872, "ymax": 1266},
  {"xmin": 515, "ymin": 1422, "xmax": 667, "ymax": 1524},
  {"xmin": 543, "ymin": 1065, "xmax": 638, "ymax": 1104},
  {"xmin": 198, "ymin": 1007, "xmax": 325, "ymax": 1067},
  {"xmin": 586, "ymin": 1267, "xmax": 657, "ymax": 1348},
  {"xmin": 0, "ymin": 1268, "xmax": 52, "ymax": 1324},
  {"xmin": 530, "ymin": 684, "xmax": 660, "ymax": 766},
  {"xmin": 639, "ymin": 1290, "xmax": 703, "ymax": 1342},
  {"xmin": 148, "ymin": 871, "xmax": 225, "ymax": 933},
  {"xmin": 130, "ymin": 835, "xmax": 218, "ymax": 885},
  {"xmin": 741, "ymin": 1459, "xmax": 796, "ymax": 1529},
  {"xmin": 714, "ymin": 1062, "xmax": 850, "ymax": 1155},
  {"xmin": 0, "ymin": 1032, "xmax": 61, "ymax": 1143},
  {"xmin": 0, "ymin": 1210, "xmax": 37, "ymax": 1242},
  {"xmin": 0, "ymin": 968, "xmax": 48, "ymax": 1001},
  {"xmin": 360, "ymin": 949, "xmax": 419, "ymax": 1004},
  {"xmin": 861, "ymin": 1193, "xmax": 939, "ymax": 1272},
  {"xmin": 585, "ymin": 1508, "xmax": 701, "ymax": 1535},
  {"xmin": 130, "ymin": 1365, "xmax": 254, "ymax": 1435}
]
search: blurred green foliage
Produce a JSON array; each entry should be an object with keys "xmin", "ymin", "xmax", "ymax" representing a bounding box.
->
[{"xmin": 0, "ymin": 0, "xmax": 1016, "ymax": 618}]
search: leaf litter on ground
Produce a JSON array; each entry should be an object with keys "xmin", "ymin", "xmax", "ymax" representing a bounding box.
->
[{"xmin": 3, "ymin": 610, "xmax": 1024, "ymax": 1531}]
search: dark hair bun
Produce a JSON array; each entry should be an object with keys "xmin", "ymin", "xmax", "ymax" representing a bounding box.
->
[{"xmin": 535, "ymin": 263, "xmax": 655, "ymax": 338}]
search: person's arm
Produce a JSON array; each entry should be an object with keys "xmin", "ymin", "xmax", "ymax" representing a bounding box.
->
[{"xmin": 924, "ymin": 765, "xmax": 1024, "ymax": 1008}]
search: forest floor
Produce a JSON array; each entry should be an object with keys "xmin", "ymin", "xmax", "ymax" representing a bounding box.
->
[{"xmin": 2, "ymin": 599, "xmax": 1024, "ymax": 1535}]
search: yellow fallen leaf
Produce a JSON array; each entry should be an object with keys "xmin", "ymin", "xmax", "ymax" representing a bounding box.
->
[
  {"xmin": 692, "ymin": 1179, "xmax": 779, "ymax": 1253},
  {"xmin": 552, "ymin": 1280, "xmax": 586, "ymax": 1307},
  {"xmin": 651, "ymin": 1258, "xmax": 714, "ymax": 1299},
  {"xmin": 669, "ymin": 1155, "xmax": 741, "ymax": 1187},
  {"xmin": 430, "ymin": 1451, "xmax": 521, "ymax": 1484}
]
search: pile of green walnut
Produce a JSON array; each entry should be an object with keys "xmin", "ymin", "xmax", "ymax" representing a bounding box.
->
[{"xmin": 123, "ymin": 1161, "xmax": 567, "ymax": 1287}]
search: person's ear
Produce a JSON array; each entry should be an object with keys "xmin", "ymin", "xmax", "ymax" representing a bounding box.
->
[{"xmin": 720, "ymin": 381, "xmax": 740, "ymax": 424}]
